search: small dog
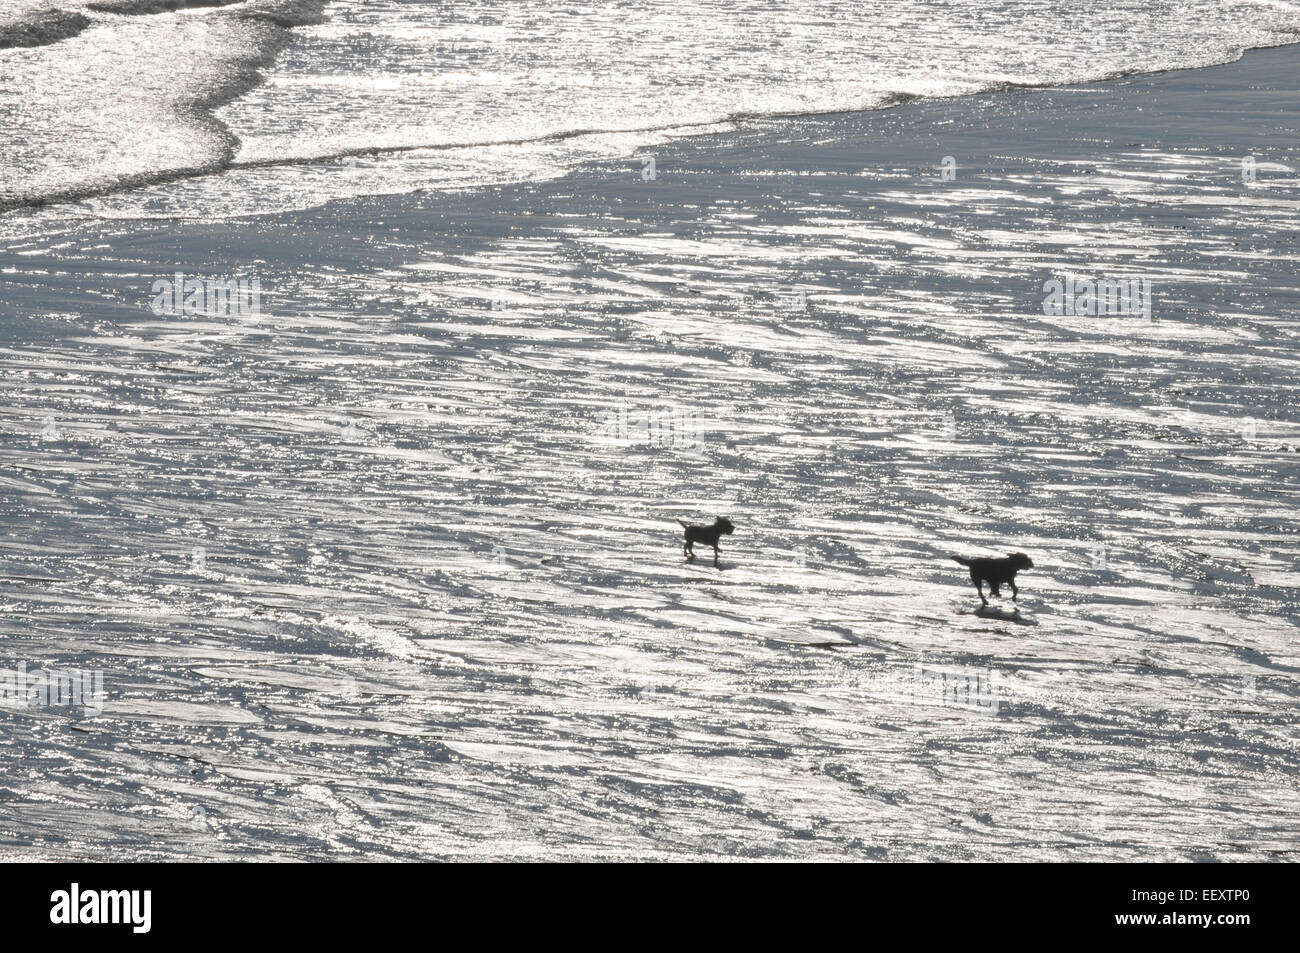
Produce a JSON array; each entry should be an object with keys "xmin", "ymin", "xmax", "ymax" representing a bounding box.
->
[
  {"xmin": 676, "ymin": 516, "xmax": 734, "ymax": 567},
  {"xmin": 952, "ymin": 552, "xmax": 1033, "ymax": 608}
]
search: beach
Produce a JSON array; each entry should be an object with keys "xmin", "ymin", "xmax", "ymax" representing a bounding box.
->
[{"xmin": 1, "ymin": 37, "xmax": 1298, "ymax": 860}]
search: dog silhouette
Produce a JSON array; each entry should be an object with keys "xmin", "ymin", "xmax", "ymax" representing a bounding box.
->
[
  {"xmin": 952, "ymin": 552, "xmax": 1033, "ymax": 608},
  {"xmin": 677, "ymin": 517, "xmax": 735, "ymax": 567}
]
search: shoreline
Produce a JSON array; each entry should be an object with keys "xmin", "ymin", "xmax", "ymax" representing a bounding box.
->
[{"xmin": 5, "ymin": 36, "xmax": 1300, "ymax": 232}]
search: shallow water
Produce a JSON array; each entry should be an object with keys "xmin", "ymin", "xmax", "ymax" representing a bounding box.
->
[
  {"xmin": 0, "ymin": 47, "xmax": 1297, "ymax": 859},
  {"xmin": 3, "ymin": 0, "xmax": 1300, "ymax": 235}
]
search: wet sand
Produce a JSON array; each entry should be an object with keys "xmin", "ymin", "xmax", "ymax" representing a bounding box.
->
[{"xmin": 0, "ymin": 45, "xmax": 1298, "ymax": 860}]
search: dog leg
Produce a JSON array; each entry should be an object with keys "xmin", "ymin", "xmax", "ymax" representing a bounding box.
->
[
  {"xmin": 1010, "ymin": 580, "xmax": 1018, "ymax": 602},
  {"xmin": 975, "ymin": 580, "xmax": 987, "ymax": 607},
  {"xmin": 712, "ymin": 545, "xmax": 719, "ymax": 567}
]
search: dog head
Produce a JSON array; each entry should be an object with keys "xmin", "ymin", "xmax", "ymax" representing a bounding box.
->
[
  {"xmin": 1007, "ymin": 552, "xmax": 1033, "ymax": 570},
  {"xmin": 715, "ymin": 516, "xmax": 735, "ymax": 535}
]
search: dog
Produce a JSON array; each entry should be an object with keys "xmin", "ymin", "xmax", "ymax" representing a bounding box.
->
[
  {"xmin": 952, "ymin": 552, "xmax": 1033, "ymax": 608},
  {"xmin": 676, "ymin": 516, "xmax": 734, "ymax": 567}
]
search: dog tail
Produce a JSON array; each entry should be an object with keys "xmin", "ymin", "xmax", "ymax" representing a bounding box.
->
[
  {"xmin": 951, "ymin": 555, "xmax": 973, "ymax": 566},
  {"xmin": 676, "ymin": 519, "xmax": 690, "ymax": 529}
]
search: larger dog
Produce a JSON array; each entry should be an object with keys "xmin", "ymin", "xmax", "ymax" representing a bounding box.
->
[
  {"xmin": 676, "ymin": 517, "xmax": 734, "ymax": 567},
  {"xmin": 952, "ymin": 552, "xmax": 1033, "ymax": 608}
]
